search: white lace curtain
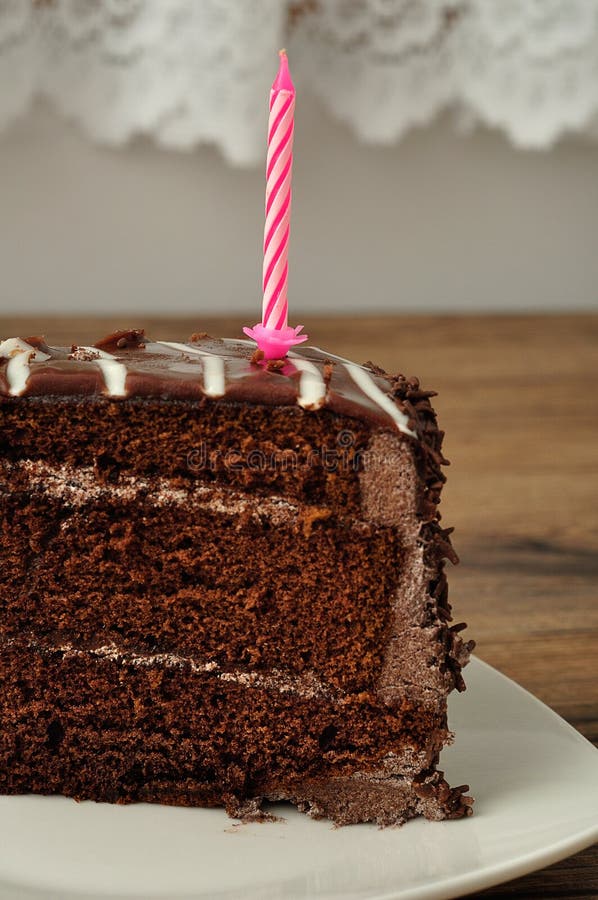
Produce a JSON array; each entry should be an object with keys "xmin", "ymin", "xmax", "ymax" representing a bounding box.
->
[{"xmin": 1, "ymin": 0, "xmax": 598, "ymax": 165}]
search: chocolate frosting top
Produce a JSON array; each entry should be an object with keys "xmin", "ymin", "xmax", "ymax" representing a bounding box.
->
[{"xmin": 0, "ymin": 330, "xmax": 417, "ymax": 438}]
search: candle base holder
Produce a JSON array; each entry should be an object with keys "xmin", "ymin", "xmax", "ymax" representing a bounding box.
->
[{"xmin": 243, "ymin": 323, "xmax": 308, "ymax": 360}]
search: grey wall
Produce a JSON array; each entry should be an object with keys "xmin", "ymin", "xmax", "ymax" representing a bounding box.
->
[{"xmin": 0, "ymin": 97, "xmax": 597, "ymax": 316}]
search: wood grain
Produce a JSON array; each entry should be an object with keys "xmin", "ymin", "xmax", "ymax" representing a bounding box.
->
[{"xmin": 1, "ymin": 313, "xmax": 597, "ymax": 898}]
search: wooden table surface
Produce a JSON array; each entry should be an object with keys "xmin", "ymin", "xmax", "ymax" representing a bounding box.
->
[{"xmin": 2, "ymin": 313, "xmax": 597, "ymax": 898}]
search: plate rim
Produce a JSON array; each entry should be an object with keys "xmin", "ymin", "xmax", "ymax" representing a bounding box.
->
[{"xmin": 371, "ymin": 656, "xmax": 598, "ymax": 900}]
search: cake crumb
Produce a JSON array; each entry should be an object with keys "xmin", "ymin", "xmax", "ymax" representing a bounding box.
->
[
  {"xmin": 69, "ymin": 347, "xmax": 100, "ymax": 361},
  {"xmin": 24, "ymin": 335, "xmax": 51, "ymax": 354},
  {"xmin": 300, "ymin": 506, "xmax": 333, "ymax": 539},
  {"xmin": 322, "ymin": 361, "xmax": 335, "ymax": 387},
  {"xmin": 94, "ymin": 329, "xmax": 145, "ymax": 352}
]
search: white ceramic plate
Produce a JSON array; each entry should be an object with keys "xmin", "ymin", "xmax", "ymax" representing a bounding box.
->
[{"xmin": 1, "ymin": 657, "xmax": 597, "ymax": 900}]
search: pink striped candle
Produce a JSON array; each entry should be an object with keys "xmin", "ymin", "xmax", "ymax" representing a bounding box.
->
[{"xmin": 244, "ymin": 50, "xmax": 308, "ymax": 360}]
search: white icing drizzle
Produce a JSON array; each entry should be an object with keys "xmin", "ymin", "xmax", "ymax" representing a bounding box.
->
[
  {"xmin": 306, "ymin": 345, "xmax": 353, "ymax": 365},
  {"xmin": 0, "ymin": 337, "xmax": 41, "ymax": 357},
  {"xmin": 154, "ymin": 341, "xmax": 226, "ymax": 398},
  {"xmin": 200, "ymin": 355, "xmax": 226, "ymax": 398},
  {"xmin": 287, "ymin": 352, "xmax": 327, "ymax": 410},
  {"xmin": 5, "ymin": 351, "xmax": 34, "ymax": 397},
  {"xmin": 249, "ymin": 342, "xmax": 417, "ymax": 435},
  {"xmin": 307, "ymin": 345, "xmax": 416, "ymax": 437},
  {"xmin": 151, "ymin": 340, "xmax": 197, "ymax": 356},
  {"xmin": 0, "ymin": 338, "xmax": 51, "ymax": 396},
  {"xmin": 75, "ymin": 346, "xmax": 128, "ymax": 398},
  {"xmin": 344, "ymin": 362, "xmax": 416, "ymax": 438},
  {"xmin": 95, "ymin": 360, "xmax": 128, "ymax": 397}
]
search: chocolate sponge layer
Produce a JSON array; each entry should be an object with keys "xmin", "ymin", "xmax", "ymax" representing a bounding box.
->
[
  {"xmin": 0, "ymin": 639, "xmax": 452, "ymax": 826},
  {"xmin": 0, "ymin": 397, "xmax": 371, "ymax": 513},
  {"xmin": 1, "ymin": 490, "xmax": 401, "ymax": 693}
]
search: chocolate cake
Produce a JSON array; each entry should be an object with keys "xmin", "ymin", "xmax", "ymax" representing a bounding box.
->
[{"xmin": 0, "ymin": 330, "xmax": 474, "ymax": 826}]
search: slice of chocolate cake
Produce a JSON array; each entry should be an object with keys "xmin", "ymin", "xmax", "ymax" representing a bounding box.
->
[{"xmin": 0, "ymin": 330, "xmax": 474, "ymax": 826}]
